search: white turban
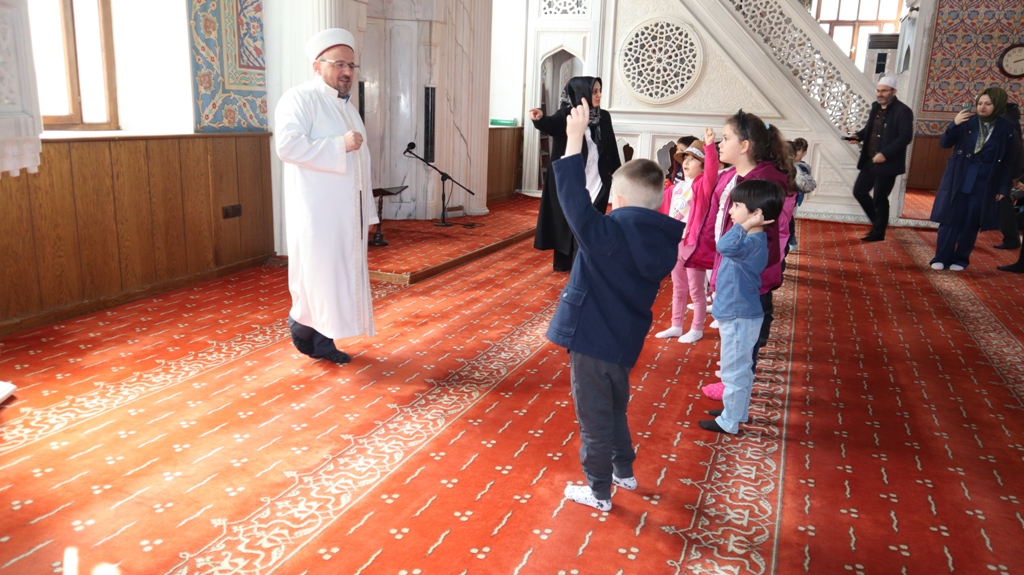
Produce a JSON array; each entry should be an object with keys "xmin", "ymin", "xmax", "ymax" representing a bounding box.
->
[
  {"xmin": 305, "ymin": 28, "xmax": 356, "ymax": 62},
  {"xmin": 878, "ymin": 76, "xmax": 898, "ymax": 89}
]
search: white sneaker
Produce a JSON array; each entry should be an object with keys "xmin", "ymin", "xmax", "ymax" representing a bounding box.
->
[
  {"xmin": 655, "ymin": 326, "xmax": 683, "ymax": 339},
  {"xmin": 930, "ymin": 262, "xmax": 944, "ymax": 270},
  {"xmin": 679, "ymin": 329, "xmax": 703, "ymax": 344},
  {"xmin": 612, "ymin": 475, "xmax": 637, "ymax": 490},
  {"xmin": 686, "ymin": 303, "xmax": 695, "ymax": 310},
  {"xmin": 714, "ymin": 369, "xmax": 722, "ymax": 378},
  {"xmin": 710, "ymin": 320, "xmax": 719, "ymax": 329},
  {"xmin": 564, "ymin": 485, "xmax": 611, "ymax": 511},
  {"xmin": 949, "ymin": 264, "xmax": 965, "ymax": 271}
]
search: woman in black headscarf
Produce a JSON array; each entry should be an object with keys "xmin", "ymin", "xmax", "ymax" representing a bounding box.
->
[
  {"xmin": 529, "ymin": 76, "xmax": 621, "ymax": 271},
  {"xmin": 929, "ymin": 86, "xmax": 1021, "ymax": 271}
]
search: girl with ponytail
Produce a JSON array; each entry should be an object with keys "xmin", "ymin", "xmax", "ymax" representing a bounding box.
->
[{"xmin": 684, "ymin": 110, "xmax": 795, "ymax": 408}]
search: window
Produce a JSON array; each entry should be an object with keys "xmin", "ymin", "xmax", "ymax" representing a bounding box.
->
[
  {"xmin": 810, "ymin": 0, "xmax": 903, "ymax": 69},
  {"xmin": 27, "ymin": 0, "xmax": 118, "ymax": 130}
]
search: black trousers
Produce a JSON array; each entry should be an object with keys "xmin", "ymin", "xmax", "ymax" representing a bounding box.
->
[
  {"xmin": 996, "ymin": 195, "xmax": 1021, "ymax": 247},
  {"xmin": 288, "ymin": 317, "xmax": 338, "ymax": 357},
  {"xmin": 569, "ymin": 351, "xmax": 635, "ymax": 500},
  {"xmin": 852, "ymin": 170, "xmax": 897, "ymax": 238},
  {"xmin": 751, "ymin": 291, "xmax": 774, "ymax": 373}
]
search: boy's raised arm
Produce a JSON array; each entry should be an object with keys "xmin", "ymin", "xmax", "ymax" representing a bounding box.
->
[{"xmin": 563, "ymin": 99, "xmax": 590, "ymax": 158}]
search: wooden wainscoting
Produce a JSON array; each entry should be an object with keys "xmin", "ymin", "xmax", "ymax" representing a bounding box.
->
[
  {"xmin": 487, "ymin": 127, "xmax": 524, "ymax": 202},
  {"xmin": 0, "ymin": 133, "xmax": 275, "ymax": 336},
  {"xmin": 907, "ymin": 135, "xmax": 952, "ymax": 190}
]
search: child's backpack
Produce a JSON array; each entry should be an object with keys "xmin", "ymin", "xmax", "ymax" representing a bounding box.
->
[{"xmin": 795, "ymin": 161, "xmax": 817, "ymax": 196}]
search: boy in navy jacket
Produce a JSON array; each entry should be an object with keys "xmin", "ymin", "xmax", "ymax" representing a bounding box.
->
[{"xmin": 547, "ymin": 99, "xmax": 685, "ymax": 511}]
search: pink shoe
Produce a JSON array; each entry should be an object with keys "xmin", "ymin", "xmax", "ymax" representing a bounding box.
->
[{"xmin": 701, "ymin": 382, "xmax": 724, "ymax": 401}]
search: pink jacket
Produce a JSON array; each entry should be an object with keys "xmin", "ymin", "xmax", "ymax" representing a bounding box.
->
[
  {"xmin": 681, "ymin": 142, "xmax": 720, "ymax": 247},
  {"xmin": 776, "ymin": 193, "xmax": 798, "ymax": 258},
  {"xmin": 685, "ymin": 161, "xmax": 789, "ymax": 294}
]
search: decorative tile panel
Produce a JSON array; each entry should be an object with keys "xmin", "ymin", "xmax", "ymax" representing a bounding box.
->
[
  {"xmin": 189, "ymin": 0, "xmax": 268, "ymax": 133},
  {"xmin": 917, "ymin": 0, "xmax": 1024, "ymax": 136}
]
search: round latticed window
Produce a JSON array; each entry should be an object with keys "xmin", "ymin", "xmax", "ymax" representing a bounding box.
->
[{"xmin": 620, "ymin": 19, "xmax": 702, "ymax": 104}]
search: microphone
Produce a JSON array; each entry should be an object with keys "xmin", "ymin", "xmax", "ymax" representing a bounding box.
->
[{"xmin": 406, "ymin": 142, "xmax": 416, "ymax": 151}]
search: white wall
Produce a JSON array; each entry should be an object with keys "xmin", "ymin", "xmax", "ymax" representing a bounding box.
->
[
  {"xmin": 110, "ymin": 0, "xmax": 193, "ymax": 133},
  {"xmin": 488, "ymin": 1, "xmax": 527, "ymax": 124}
]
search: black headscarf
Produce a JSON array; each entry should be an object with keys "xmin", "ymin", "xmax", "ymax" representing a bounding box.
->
[{"xmin": 559, "ymin": 76, "xmax": 602, "ymax": 146}]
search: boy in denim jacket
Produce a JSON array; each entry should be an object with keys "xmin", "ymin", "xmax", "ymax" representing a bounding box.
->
[{"xmin": 700, "ymin": 180, "xmax": 784, "ymax": 435}]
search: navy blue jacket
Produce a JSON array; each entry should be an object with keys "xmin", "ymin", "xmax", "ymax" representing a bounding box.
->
[
  {"xmin": 545, "ymin": 155, "xmax": 684, "ymax": 368},
  {"xmin": 929, "ymin": 115, "xmax": 1019, "ymax": 230},
  {"xmin": 854, "ymin": 97, "xmax": 914, "ymax": 176}
]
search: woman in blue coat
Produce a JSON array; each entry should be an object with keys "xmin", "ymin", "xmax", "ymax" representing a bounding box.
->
[{"xmin": 930, "ymin": 87, "xmax": 1020, "ymax": 270}]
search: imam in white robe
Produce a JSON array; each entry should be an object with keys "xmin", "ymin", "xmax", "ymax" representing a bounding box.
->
[{"xmin": 275, "ymin": 77, "xmax": 379, "ymax": 340}]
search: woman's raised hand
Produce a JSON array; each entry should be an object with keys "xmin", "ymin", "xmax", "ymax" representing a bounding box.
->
[
  {"xmin": 953, "ymin": 109, "xmax": 973, "ymax": 126},
  {"xmin": 528, "ymin": 108, "xmax": 544, "ymax": 121}
]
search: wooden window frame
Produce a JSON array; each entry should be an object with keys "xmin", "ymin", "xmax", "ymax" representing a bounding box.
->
[
  {"xmin": 43, "ymin": 0, "xmax": 119, "ymax": 130},
  {"xmin": 814, "ymin": 0, "xmax": 904, "ymax": 63}
]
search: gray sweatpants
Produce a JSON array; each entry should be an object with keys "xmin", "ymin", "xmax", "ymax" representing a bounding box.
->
[{"xmin": 569, "ymin": 350, "xmax": 636, "ymax": 500}]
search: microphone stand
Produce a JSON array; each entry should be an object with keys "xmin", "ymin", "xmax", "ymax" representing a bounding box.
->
[{"xmin": 403, "ymin": 145, "xmax": 476, "ymax": 227}]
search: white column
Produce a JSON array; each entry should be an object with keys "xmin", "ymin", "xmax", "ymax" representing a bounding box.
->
[{"xmin": 464, "ymin": 0, "xmax": 492, "ymax": 216}]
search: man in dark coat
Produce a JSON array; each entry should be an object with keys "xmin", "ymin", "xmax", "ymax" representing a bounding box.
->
[
  {"xmin": 529, "ymin": 77, "xmax": 621, "ymax": 271},
  {"xmin": 993, "ymin": 102, "xmax": 1023, "ymax": 249},
  {"xmin": 846, "ymin": 76, "xmax": 915, "ymax": 242}
]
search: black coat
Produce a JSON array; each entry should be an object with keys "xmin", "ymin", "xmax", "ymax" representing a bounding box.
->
[
  {"xmin": 854, "ymin": 96, "xmax": 914, "ymax": 177},
  {"xmin": 533, "ymin": 108, "xmax": 621, "ymax": 254},
  {"xmin": 929, "ymin": 115, "xmax": 1020, "ymax": 230}
]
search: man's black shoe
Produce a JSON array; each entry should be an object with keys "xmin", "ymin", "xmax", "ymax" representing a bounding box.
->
[
  {"xmin": 317, "ymin": 350, "xmax": 351, "ymax": 364},
  {"xmin": 291, "ymin": 335, "xmax": 315, "ymax": 356},
  {"xmin": 994, "ymin": 243, "xmax": 1020, "ymax": 250},
  {"xmin": 997, "ymin": 263, "xmax": 1024, "ymax": 273},
  {"xmin": 860, "ymin": 234, "xmax": 884, "ymax": 242}
]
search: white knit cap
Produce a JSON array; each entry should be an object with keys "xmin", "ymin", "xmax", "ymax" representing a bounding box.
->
[
  {"xmin": 878, "ymin": 76, "xmax": 898, "ymax": 89},
  {"xmin": 305, "ymin": 28, "xmax": 356, "ymax": 61}
]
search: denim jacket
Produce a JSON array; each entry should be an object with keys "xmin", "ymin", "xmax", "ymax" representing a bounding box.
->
[{"xmin": 712, "ymin": 225, "xmax": 767, "ymax": 321}]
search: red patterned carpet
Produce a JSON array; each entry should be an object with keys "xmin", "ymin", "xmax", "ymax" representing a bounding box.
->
[{"xmin": 2, "ymin": 220, "xmax": 1023, "ymax": 575}]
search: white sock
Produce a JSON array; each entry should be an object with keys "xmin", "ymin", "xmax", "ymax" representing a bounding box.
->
[
  {"xmin": 710, "ymin": 319, "xmax": 719, "ymax": 329},
  {"xmin": 678, "ymin": 329, "xmax": 703, "ymax": 344},
  {"xmin": 656, "ymin": 326, "xmax": 683, "ymax": 339},
  {"xmin": 564, "ymin": 484, "xmax": 611, "ymax": 511},
  {"xmin": 930, "ymin": 262, "xmax": 944, "ymax": 270},
  {"xmin": 612, "ymin": 475, "xmax": 637, "ymax": 490},
  {"xmin": 949, "ymin": 264, "xmax": 964, "ymax": 271}
]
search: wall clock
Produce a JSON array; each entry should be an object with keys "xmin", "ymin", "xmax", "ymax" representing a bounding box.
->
[{"xmin": 999, "ymin": 44, "xmax": 1024, "ymax": 78}]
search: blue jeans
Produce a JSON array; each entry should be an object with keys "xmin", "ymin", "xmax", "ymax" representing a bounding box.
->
[{"xmin": 715, "ymin": 317, "xmax": 763, "ymax": 434}]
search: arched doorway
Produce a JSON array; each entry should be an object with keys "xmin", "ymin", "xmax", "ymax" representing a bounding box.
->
[{"xmin": 534, "ymin": 49, "xmax": 583, "ymax": 191}]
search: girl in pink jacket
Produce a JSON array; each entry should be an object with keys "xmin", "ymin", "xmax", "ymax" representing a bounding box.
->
[{"xmin": 655, "ymin": 128, "xmax": 719, "ymax": 344}]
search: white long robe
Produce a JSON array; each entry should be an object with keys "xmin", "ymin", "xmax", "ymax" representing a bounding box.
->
[{"xmin": 276, "ymin": 77, "xmax": 378, "ymax": 340}]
